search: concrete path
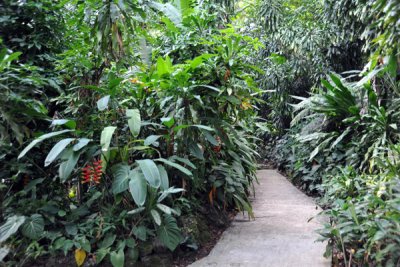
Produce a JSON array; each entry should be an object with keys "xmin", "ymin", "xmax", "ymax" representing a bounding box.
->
[{"xmin": 189, "ymin": 169, "xmax": 331, "ymax": 267}]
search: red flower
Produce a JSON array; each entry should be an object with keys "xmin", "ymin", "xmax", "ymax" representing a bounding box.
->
[{"xmin": 81, "ymin": 159, "xmax": 102, "ymax": 185}]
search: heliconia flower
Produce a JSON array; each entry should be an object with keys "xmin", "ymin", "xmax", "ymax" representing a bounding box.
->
[{"xmin": 81, "ymin": 159, "xmax": 102, "ymax": 185}]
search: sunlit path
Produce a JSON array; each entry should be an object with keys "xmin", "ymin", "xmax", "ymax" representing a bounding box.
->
[{"xmin": 190, "ymin": 169, "xmax": 330, "ymax": 267}]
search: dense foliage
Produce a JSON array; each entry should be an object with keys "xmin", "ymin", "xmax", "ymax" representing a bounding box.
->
[
  {"xmin": 0, "ymin": 0, "xmax": 260, "ymax": 266},
  {"xmin": 0, "ymin": 0, "xmax": 399, "ymax": 266},
  {"xmin": 262, "ymin": 0, "xmax": 400, "ymax": 265}
]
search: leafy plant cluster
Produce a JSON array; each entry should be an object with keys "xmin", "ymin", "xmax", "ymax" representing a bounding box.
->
[
  {"xmin": 265, "ymin": 0, "xmax": 400, "ymax": 264},
  {"xmin": 0, "ymin": 0, "xmax": 260, "ymax": 266}
]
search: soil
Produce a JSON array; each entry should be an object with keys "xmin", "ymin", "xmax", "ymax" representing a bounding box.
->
[{"xmin": 173, "ymin": 210, "xmax": 236, "ymax": 267}]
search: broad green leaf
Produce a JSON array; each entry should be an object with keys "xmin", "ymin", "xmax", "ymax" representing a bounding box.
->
[
  {"xmin": 51, "ymin": 119, "xmax": 76, "ymax": 129},
  {"xmin": 0, "ymin": 215, "xmax": 25, "ymax": 243},
  {"xmin": 161, "ymin": 117, "xmax": 175, "ymax": 128},
  {"xmin": 158, "ymin": 187, "xmax": 184, "ymax": 202},
  {"xmin": 18, "ymin": 130, "xmax": 73, "ymax": 159},
  {"xmin": 157, "ymin": 165, "xmax": 169, "ymax": 190},
  {"xmin": 136, "ymin": 159, "xmax": 161, "ymax": 188},
  {"xmin": 129, "ymin": 171, "xmax": 147, "ymax": 206},
  {"xmin": 150, "ymin": 209, "xmax": 161, "ymax": 225},
  {"xmin": 100, "ymin": 126, "xmax": 117, "ymax": 152},
  {"xmin": 157, "ymin": 215, "xmax": 182, "ymax": 251},
  {"xmin": 97, "ymin": 95, "xmax": 110, "ymax": 111},
  {"xmin": 144, "ymin": 135, "xmax": 161, "ymax": 146},
  {"xmin": 59, "ymin": 148, "xmax": 80, "ymax": 182},
  {"xmin": 155, "ymin": 158, "xmax": 193, "ymax": 176},
  {"xmin": 45, "ymin": 138, "xmax": 75, "ymax": 167},
  {"xmin": 132, "ymin": 226, "xmax": 147, "ymax": 241},
  {"xmin": 73, "ymin": 138, "xmax": 91, "ymax": 151},
  {"xmin": 96, "ymin": 248, "xmax": 110, "ymax": 264},
  {"xmin": 111, "ymin": 164, "xmax": 131, "ymax": 194},
  {"xmin": 110, "ymin": 249, "xmax": 124, "ymax": 267},
  {"xmin": 99, "ymin": 234, "xmax": 116, "ymax": 249},
  {"xmin": 126, "ymin": 109, "xmax": 141, "ymax": 138},
  {"xmin": 21, "ymin": 214, "xmax": 44, "ymax": 240},
  {"xmin": 156, "ymin": 204, "xmax": 172, "ymax": 215}
]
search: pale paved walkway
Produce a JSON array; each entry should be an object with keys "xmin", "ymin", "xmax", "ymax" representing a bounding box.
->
[{"xmin": 190, "ymin": 169, "xmax": 331, "ymax": 267}]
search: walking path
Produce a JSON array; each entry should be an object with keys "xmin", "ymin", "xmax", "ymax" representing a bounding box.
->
[{"xmin": 190, "ymin": 169, "xmax": 331, "ymax": 267}]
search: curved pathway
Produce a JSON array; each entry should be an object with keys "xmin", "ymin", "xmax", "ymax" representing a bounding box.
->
[{"xmin": 190, "ymin": 169, "xmax": 331, "ymax": 267}]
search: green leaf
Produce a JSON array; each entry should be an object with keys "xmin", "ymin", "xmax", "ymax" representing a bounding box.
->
[
  {"xmin": 157, "ymin": 165, "xmax": 169, "ymax": 190},
  {"xmin": 96, "ymin": 248, "xmax": 110, "ymax": 264},
  {"xmin": 170, "ymin": 156, "xmax": 196, "ymax": 169},
  {"xmin": 21, "ymin": 214, "xmax": 44, "ymax": 240},
  {"xmin": 73, "ymin": 138, "xmax": 91, "ymax": 151},
  {"xmin": 157, "ymin": 215, "xmax": 182, "ymax": 251},
  {"xmin": 136, "ymin": 159, "xmax": 161, "ymax": 188},
  {"xmin": 127, "ymin": 207, "xmax": 145, "ymax": 215},
  {"xmin": 59, "ymin": 148, "xmax": 80, "ymax": 182},
  {"xmin": 129, "ymin": 170, "xmax": 147, "ymax": 206},
  {"xmin": 189, "ymin": 143, "xmax": 204, "ymax": 159},
  {"xmin": 97, "ymin": 95, "xmax": 110, "ymax": 111},
  {"xmin": 144, "ymin": 135, "xmax": 161, "ymax": 146},
  {"xmin": 51, "ymin": 119, "xmax": 77, "ymax": 129},
  {"xmin": 161, "ymin": 117, "xmax": 175, "ymax": 128},
  {"xmin": 100, "ymin": 126, "xmax": 117, "ymax": 152},
  {"xmin": 45, "ymin": 138, "xmax": 75, "ymax": 167},
  {"xmin": 155, "ymin": 158, "xmax": 193, "ymax": 176},
  {"xmin": 158, "ymin": 187, "xmax": 184, "ymax": 202},
  {"xmin": 18, "ymin": 130, "xmax": 73, "ymax": 159},
  {"xmin": 99, "ymin": 234, "xmax": 116, "ymax": 249},
  {"xmin": 203, "ymin": 131, "xmax": 219, "ymax": 146},
  {"xmin": 112, "ymin": 164, "xmax": 131, "ymax": 194},
  {"xmin": 133, "ymin": 226, "xmax": 147, "ymax": 241},
  {"xmin": 0, "ymin": 215, "xmax": 25, "ymax": 243},
  {"xmin": 156, "ymin": 204, "xmax": 173, "ymax": 215},
  {"xmin": 150, "ymin": 209, "xmax": 161, "ymax": 225},
  {"xmin": 110, "ymin": 249, "xmax": 124, "ymax": 267},
  {"xmin": 126, "ymin": 109, "xmax": 141, "ymax": 138}
]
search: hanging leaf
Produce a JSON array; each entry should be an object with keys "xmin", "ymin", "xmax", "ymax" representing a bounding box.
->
[
  {"xmin": 126, "ymin": 109, "xmax": 141, "ymax": 137},
  {"xmin": 136, "ymin": 159, "xmax": 161, "ymax": 188},
  {"xmin": 100, "ymin": 126, "xmax": 117, "ymax": 152},
  {"xmin": 157, "ymin": 165, "xmax": 169, "ymax": 190},
  {"xmin": 111, "ymin": 164, "xmax": 131, "ymax": 194},
  {"xmin": 129, "ymin": 170, "xmax": 147, "ymax": 206},
  {"xmin": 157, "ymin": 215, "xmax": 182, "ymax": 251},
  {"xmin": 97, "ymin": 95, "xmax": 110, "ymax": 111},
  {"xmin": 20, "ymin": 214, "xmax": 44, "ymax": 240},
  {"xmin": 44, "ymin": 138, "xmax": 75, "ymax": 167},
  {"xmin": 18, "ymin": 130, "xmax": 73, "ymax": 159},
  {"xmin": 59, "ymin": 148, "xmax": 80, "ymax": 182},
  {"xmin": 75, "ymin": 248, "xmax": 86, "ymax": 267},
  {"xmin": 73, "ymin": 138, "xmax": 91, "ymax": 151},
  {"xmin": 0, "ymin": 215, "xmax": 25, "ymax": 243}
]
